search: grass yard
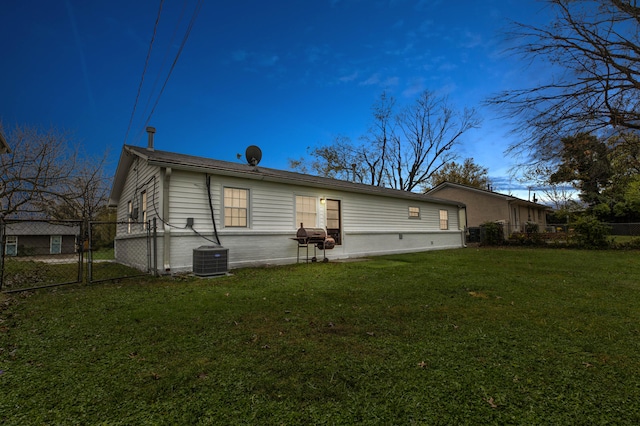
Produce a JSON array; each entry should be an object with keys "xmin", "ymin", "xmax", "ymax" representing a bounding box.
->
[
  {"xmin": 1, "ymin": 248, "xmax": 639, "ymax": 424},
  {"xmin": 1, "ymin": 257, "xmax": 143, "ymax": 292}
]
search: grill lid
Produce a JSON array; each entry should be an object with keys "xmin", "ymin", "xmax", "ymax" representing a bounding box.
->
[{"xmin": 296, "ymin": 223, "xmax": 326, "ymax": 241}]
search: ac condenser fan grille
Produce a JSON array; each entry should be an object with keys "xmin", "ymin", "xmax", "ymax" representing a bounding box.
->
[{"xmin": 193, "ymin": 245, "xmax": 229, "ymax": 276}]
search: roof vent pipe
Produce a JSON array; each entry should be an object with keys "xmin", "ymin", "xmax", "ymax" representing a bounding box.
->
[{"xmin": 146, "ymin": 126, "xmax": 156, "ymax": 151}]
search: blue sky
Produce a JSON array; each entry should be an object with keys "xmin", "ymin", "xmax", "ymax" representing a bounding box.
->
[{"xmin": 0, "ymin": 0, "xmax": 555, "ymax": 198}]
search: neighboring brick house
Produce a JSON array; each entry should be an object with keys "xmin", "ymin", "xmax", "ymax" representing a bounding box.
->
[{"xmin": 426, "ymin": 181, "xmax": 550, "ymax": 236}]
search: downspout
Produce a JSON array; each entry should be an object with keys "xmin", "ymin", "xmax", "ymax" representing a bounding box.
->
[
  {"xmin": 507, "ymin": 200, "xmax": 515, "ymax": 239},
  {"xmin": 206, "ymin": 174, "xmax": 221, "ymax": 245},
  {"xmin": 162, "ymin": 167, "xmax": 172, "ymax": 272},
  {"xmin": 459, "ymin": 206, "xmax": 467, "ymax": 248}
]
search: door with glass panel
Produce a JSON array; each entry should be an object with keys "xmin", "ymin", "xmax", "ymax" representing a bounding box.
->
[{"xmin": 326, "ymin": 199, "xmax": 342, "ymax": 245}]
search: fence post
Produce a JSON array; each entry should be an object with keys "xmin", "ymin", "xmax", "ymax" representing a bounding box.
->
[
  {"xmin": 0, "ymin": 218, "xmax": 4, "ymax": 291},
  {"xmin": 87, "ymin": 221, "xmax": 93, "ymax": 283},
  {"xmin": 78, "ymin": 220, "xmax": 85, "ymax": 284},
  {"xmin": 146, "ymin": 221, "xmax": 151, "ymax": 274}
]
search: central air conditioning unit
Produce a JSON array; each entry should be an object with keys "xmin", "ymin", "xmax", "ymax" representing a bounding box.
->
[{"xmin": 193, "ymin": 244, "xmax": 229, "ymax": 276}]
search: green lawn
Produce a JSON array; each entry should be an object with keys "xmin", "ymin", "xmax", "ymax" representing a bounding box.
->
[
  {"xmin": 91, "ymin": 247, "xmax": 115, "ymax": 260},
  {"xmin": 1, "ymin": 248, "xmax": 639, "ymax": 424},
  {"xmin": 1, "ymin": 256, "xmax": 143, "ymax": 291}
]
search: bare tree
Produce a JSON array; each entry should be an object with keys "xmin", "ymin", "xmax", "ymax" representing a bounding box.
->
[
  {"xmin": 489, "ymin": 0, "xmax": 640, "ymax": 173},
  {"xmin": 0, "ymin": 122, "xmax": 109, "ymax": 220},
  {"xmin": 388, "ymin": 91, "xmax": 480, "ymax": 191},
  {"xmin": 289, "ymin": 136, "xmax": 362, "ymax": 182},
  {"xmin": 290, "ymin": 90, "xmax": 480, "ymax": 191},
  {"xmin": 38, "ymin": 152, "xmax": 111, "ymax": 222},
  {"xmin": 540, "ymin": 182, "xmax": 580, "ymax": 211},
  {"xmin": 359, "ymin": 91, "xmax": 395, "ymax": 186}
]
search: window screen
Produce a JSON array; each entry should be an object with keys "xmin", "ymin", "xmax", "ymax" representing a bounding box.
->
[
  {"xmin": 224, "ymin": 187, "xmax": 248, "ymax": 227},
  {"xmin": 296, "ymin": 195, "xmax": 317, "ymax": 228}
]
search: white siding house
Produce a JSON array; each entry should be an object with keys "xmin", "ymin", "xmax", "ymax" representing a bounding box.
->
[{"xmin": 109, "ymin": 145, "xmax": 466, "ymax": 274}]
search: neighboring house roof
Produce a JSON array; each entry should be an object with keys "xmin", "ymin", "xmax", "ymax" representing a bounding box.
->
[
  {"xmin": 0, "ymin": 131, "xmax": 10, "ymax": 154},
  {"xmin": 5, "ymin": 222, "xmax": 80, "ymax": 236},
  {"xmin": 427, "ymin": 181, "xmax": 551, "ymax": 210},
  {"xmin": 109, "ymin": 145, "xmax": 466, "ymax": 208}
]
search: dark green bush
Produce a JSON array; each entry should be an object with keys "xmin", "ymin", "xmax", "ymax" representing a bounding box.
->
[
  {"xmin": 612, "ymin": 237, "xmax": 640, "ymax": 250},
  {"xmin": 571, "ymin": 215, "xmax": 611, "ymax": 248},
  {"xmin": 480, "ymin": 221, "xmax": 504, "ymax": 245},
  {"xmin": 525, "ymin": 222, "xmax": 539, "ymax": 234}
]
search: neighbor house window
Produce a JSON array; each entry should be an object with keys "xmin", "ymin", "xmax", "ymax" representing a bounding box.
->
[
  {"xmin": 141, "ymin": 191, "xmax": 147, "ymax": 229},
  {"xmin": 5, "ymin": 236, "xmax": 17, "ymax": 256},
  {"xmin": 439, "ymin": 209, "xmax": 449, "ymax": 230},
  {"xmin": 409, "ymin": 206, "xmax": 420, "ymax": 219},
  {"xmin": 296, "ymin": 195, "xmax": 317, "ymax": 227},
  {"xmin": 224, "ymin": 187, "xmax": 248, "ymax": 227},
  {"xmin": 127, "ymin": 200, "xmax": 133, "ymax": 233},
  {"xmin": 50, "ymin": 235, "xmax": 62, "ymax": 254}
]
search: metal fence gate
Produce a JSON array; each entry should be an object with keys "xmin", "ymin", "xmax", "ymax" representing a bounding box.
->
[
  {"xmin": 87, "ymin": 220, "xmax": 156, "ymax": 284},
  {"xmin": 0, "ymin": 218, "xmax": 157, "ymax": 293}
]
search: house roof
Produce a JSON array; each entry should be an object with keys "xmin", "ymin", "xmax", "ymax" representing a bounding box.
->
[
  {"xmin": 109, "ymin": 145, "xmax": 465, "ymax": 208},
  {"xmin": 427, "ymin": 181, "xmax": 551, "ymax": 210},
  {"xmin": 5, "ymin": 221, "xmax": 80, "ymax": 236}
]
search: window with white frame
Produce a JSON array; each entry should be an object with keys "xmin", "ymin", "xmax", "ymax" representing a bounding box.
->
[
  {"xmin": 50, "ymin": 235, "xmax": 62, "ymax": 254},
  {"xmin": 5, "ymin": 236, "xmax": 17, "ymax": 256},
  {"xmin": 439, "ymin": 209, "xmax": 449, "ymax": 230},
  {"xmin": 224, "ymin": 187, "xmax": 248, "ymax": 227},
  {"xmin": 409, "ymin": 206, "xmax": 420, "ymax": 219},
  {"xmin": 296, "ymin": 195, "xmax": 317, "ymax": 228}
]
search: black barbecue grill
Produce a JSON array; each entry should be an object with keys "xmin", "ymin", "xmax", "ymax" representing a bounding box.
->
[{"xmin": 292, "ymin": 223, "xmax": 335, "ymax": 263}]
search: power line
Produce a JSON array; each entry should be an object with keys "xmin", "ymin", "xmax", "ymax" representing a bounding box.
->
[
  {"xmin": 122, "ymin": 0, "xmax": 165, "ymax": 146},
  {"xmin": 142, "ymin": 0, "xmax": 203, "ymax": 131},
  {"xmin": 139, "ymin": 0, "xmax": 189, "ymax": 127}
]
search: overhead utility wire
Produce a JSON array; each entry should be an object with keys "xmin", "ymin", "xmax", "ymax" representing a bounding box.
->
[
  {"xmin": 142, "ymin": 0, "xmax": 204, "ymax": 130},
  {"xmin": 138, "ymin": 0, "xmax": 189, "ymax": 129},
  {"xmin": 122, "ymin": 0, "xmax": 165, "ymax": 146}
]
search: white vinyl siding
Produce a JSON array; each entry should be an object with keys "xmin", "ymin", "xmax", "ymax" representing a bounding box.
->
[
  {"xmin": 341, "ymin": 193, "xmax": 458, "ymax": 232},
  {"xmin": 167, "ymin": 171, "xmax": 298, "ymax": 233},
  {"xmin": 296, "ymin": 195, "xmax": 317, "ymax": 228},
  {"xmin": 224, "ymin": 187, "xmax": 248, "ymax": 227},
  {"xmin": 117, "ymin": 158, "xmax": 159, "ymax": 235}
]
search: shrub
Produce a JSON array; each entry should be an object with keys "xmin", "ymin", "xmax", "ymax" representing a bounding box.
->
[
  {"xmin": 525, "ymin": 222, "xmax": 539, "ymax": 234},
  {"xmin": 591, "ymin": 203, "xmax": 611, "ymax": 220},
  {"xmin": 612, "ymin": 237, "xmax": 640, "ymax": 250},
  {"xmin": 571, "ymin": 215, "xmax": 611, "ymax": 248},
  {"xmin": 480, "ymin": 221, "xmax": 504, "ymax": 245}
]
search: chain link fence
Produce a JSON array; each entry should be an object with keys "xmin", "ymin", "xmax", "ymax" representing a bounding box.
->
[
  {"xmin": 467, "ymin": 222, "xmax": 640, "ymax": 244},
  {"xmin": 0, "ymin": 219, "xmax": 83, "ymax": 292},
  {"xmin": 1, "ymin": 218, "xmax": 157, "ymax": 293},
  {"xmin": 87, "ymin": 220, "xmax": 156, "ymax": 284}
]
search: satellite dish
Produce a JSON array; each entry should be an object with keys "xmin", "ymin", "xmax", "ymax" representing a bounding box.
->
[{"xmin": 245, "ymin": 145, "xmax": 262, "ymax": 166}]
